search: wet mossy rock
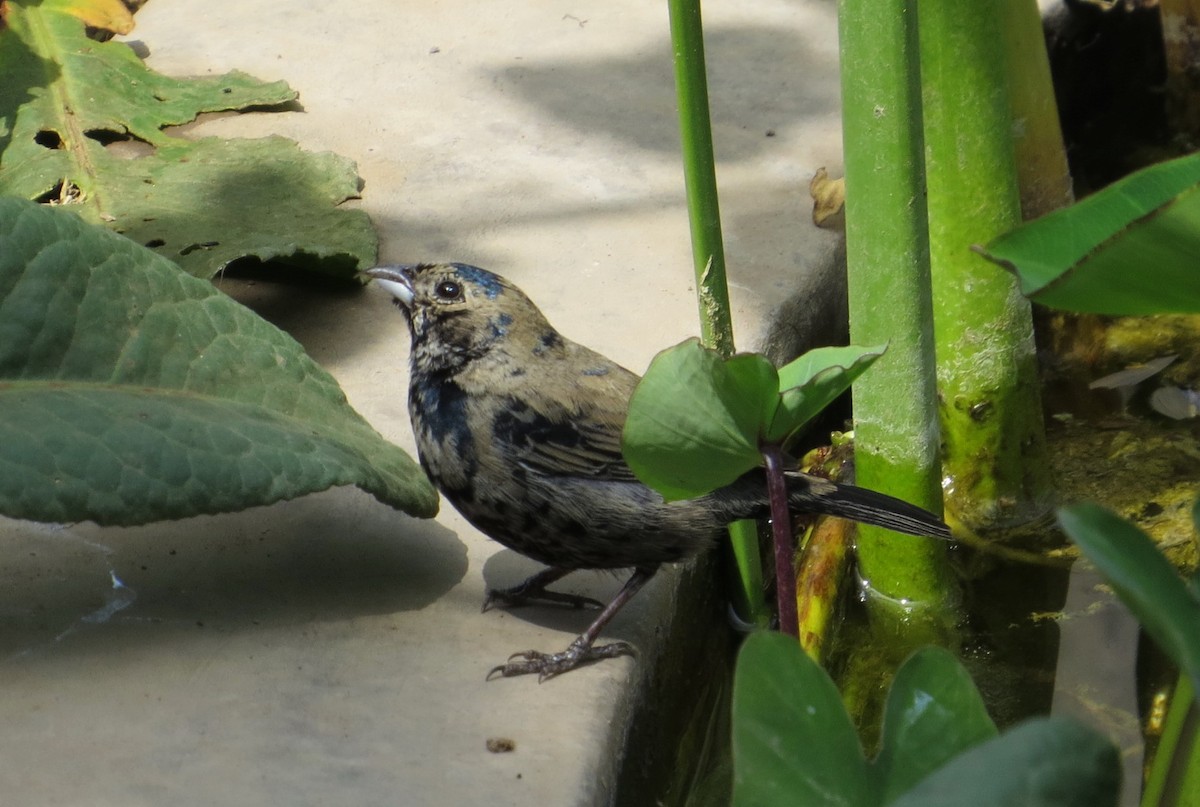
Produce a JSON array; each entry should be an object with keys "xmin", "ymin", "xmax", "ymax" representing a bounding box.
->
[{"xmin": 0, "ymin": 198, "xmax": 438, "ymax": 526}]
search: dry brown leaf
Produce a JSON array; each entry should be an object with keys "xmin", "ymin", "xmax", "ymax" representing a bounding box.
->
[{"xmin": 809, "ymin": 167, "xmax": 846, "ymax": 230}]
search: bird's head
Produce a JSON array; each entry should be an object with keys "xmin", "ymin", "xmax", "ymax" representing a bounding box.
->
[{"xmin": 365, "ymin": 263, "xmax": 557, "ymax": 372}]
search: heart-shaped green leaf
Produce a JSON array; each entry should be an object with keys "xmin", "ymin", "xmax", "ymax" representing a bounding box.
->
[
  {"xmin": 871, "ymin": 646, "xmax": 997, "ymax": 802},
  {"xmin": 624, "ymin": 339, "xmax": 887, "ymax": 500},
  {"xmin": 731, "ymin": 633, "xmax": 1118, "ymax": 807},
  {"xmin": 732, "ymin": 631, "xmax": 870, "ymax": 807},
  {"xmin": 887, "ymin": 717, "xmax": 1119, "ymax": 807},
  {"xmin": 768, "ymin": 344, "xmax": 886, "ymax": 444},
  {"xmin": 623, "ymin": 338, "xmax": 773, "ymax": 500}
]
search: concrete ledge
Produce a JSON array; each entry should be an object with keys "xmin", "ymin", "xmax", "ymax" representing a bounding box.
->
[{"xmin": 0, "ymin": 1, "xmax": 838, "ymax": 803}]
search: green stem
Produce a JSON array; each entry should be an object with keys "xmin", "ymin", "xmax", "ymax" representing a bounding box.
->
[
  {"xmin": 838, "ymin": 0, "xmax": 953, "ymax": 610},
  {"xmin": 1141, "ymin": 672, "xmax": 1198, "ymax": 807},
  {"xmin": 667, "ymin": 0, "xmax": 767, "ymax": 627},
  {"xmin": 667, "ymin": 0, "xmax": 733, "ymax": 358},
  {"xmin": 920, "ymin": 0, "xmax": 1052, "ymax": 530},
  {"xmin": 725, "ymin": 520, "xmax": 767, "ymax": 627}
]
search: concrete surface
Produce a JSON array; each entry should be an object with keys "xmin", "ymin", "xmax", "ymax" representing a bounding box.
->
[{"xmin": 0, "ymin": 1, "xmax": 842, "ymax": 804}]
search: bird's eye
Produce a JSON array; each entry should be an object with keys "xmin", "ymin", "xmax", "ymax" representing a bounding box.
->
[{"xmin": 434, "ymin": 280, "xmax": 462, "ymax": 300}]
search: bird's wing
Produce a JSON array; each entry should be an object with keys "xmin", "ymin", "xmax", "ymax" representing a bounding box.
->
[
  {"xmin": 492, "ymin": 366, "xmax": 642, "ymax": 484},
  {"xmin": 512, "ymin": 414, "xmax": 640, "ymax": 483}
]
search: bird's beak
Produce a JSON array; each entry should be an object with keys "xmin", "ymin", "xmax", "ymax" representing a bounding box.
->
[{"xmin": 363, "ymin": 265, "xmax": 417, "ymax": 307}]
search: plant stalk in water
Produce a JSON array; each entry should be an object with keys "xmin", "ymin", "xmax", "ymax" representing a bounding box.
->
[
  {"xmin": 920, "ymin": 0, "xmax": 1052, "ymax": 530},
  {"xmin": 838, "ymin": 0, "xmax": 953, "ymax": 615}
]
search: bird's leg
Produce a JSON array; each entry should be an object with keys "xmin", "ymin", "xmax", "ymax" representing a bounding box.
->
[
  {"xmin": 482, "ymin": 565, "xmax": 604, "ymax": 612},
  {"xmin": 487, "ymin": 566, "xmax": 658, "ymax": 682}
]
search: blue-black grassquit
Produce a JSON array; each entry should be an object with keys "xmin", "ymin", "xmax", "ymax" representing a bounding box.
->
[{"xmin": 366, "ymin": 263, "xmax": 950, "ymax": 680}]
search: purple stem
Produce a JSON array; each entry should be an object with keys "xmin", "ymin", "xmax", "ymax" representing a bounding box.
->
[{"xmin": 761, "ymin": 444, "xmax": 798, "ymax": 638}]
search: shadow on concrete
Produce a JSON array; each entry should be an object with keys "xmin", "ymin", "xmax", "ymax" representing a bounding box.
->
[
  {"xmin": 0, "ymin": 488, "xmax": 466, "ymax": 659},
  {"xmin": 175, "ymin": 22, "xmax": 842, "ymax": 370},
  {"xmin": 215, "ymin": 268, "xmax": 372, "ymax": 367},
  {"xmin": 480, "ymin": 548, "xmax": 645, "ymax": 645},
  {"xmin": 490, "ymin": 24, "xmax": 839, "ymax": 161}
]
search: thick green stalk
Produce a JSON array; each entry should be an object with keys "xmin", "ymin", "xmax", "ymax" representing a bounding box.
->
[
  {"xmin": 998, "ymin": 0, "xmax": 1073, "ymax": 218},
  {"xmin": 667, "ymin": 0, "xmax": 767, "ymax": 627},
  {"xmin": 920, "ymin": 0, "xmax": 1052, "ymax": 529},
  {"xmin": 838, "ymin": 0, "xmax": 953, "ymax": 612}
]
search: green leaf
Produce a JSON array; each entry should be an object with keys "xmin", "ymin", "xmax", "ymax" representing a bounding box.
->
[
  {"xmin": 871, "ymin": 646, "xmax": 997, "ymax": 803},
  {"xmin": 0, "ymin": 196, "xmax": 437, "ymax": 525},
  {"xmin": 1057, "ymin": 503, "xmax": 1200, "ymax": 692},
  {"xmin": 731, "ymin": 631, "xmax": 870, "ymax": 807},
  {"xmin": 624, "ymin": 339, "xmax": 886, "ymax": 500},
  {"xmin": 768, "ymin": 344, "xmax": 886, "ymax": 444},
  {"xmin": 888, "ymin": 717, "xmax": 1119, "ymax": 807},
  {"xmin": 623, "ymin": 338, "xmax": 773, "ymax": 501},
  {"xmin": 731, "ymin": 636, "xmax": 1115, "ymax": 807},
  {"xmin": 101, "ymin": 136, "xmax": 375, "ymax": 280},
  {"xmin": 978, "ymin": 152, "xmax": 1200, "ymax": 314},
  {"xmin": 0, "ymin": 3, "xmax": 376, "ymax": 279}
]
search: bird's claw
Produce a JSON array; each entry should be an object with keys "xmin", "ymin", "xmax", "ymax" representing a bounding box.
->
[{"xmin": 486, "ymin": 638, "xmax": 636, "ymax": 682}]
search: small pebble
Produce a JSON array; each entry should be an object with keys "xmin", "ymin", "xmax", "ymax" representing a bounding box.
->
[{"xmin": 486, "ymin": 737, "xmax": 516, "ymax": 753}]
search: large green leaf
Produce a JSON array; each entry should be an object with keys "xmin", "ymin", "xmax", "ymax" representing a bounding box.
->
[
  {"xmin": 887, "ymin": 717, "xmax": 1119, "ymax": 807},
  {"xmin": 732, "ymin": 631, "xmax": 870, "ymax": 807},
  {"xmin": 0, "ymin": 1, "xmax": 376, "ymax": 279},
  {"xmin": 978, "ymin": 152, "xmax": 1200, "ymax": 314},
  {"xmin": 870, "ymin": 646, "xmax": 997, "ymax": 803},
  {"xmin": 0, "ymin": 196, "xmax": 437, "ymax": 525},
  {"xmin": 1057, "ymin": 502, "xmax": 1200, "ymax": 693}
]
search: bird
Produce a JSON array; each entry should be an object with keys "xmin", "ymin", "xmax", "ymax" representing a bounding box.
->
[{"xmin": 364, "ymin": 262, "xmax": 951, "ymax": 681}]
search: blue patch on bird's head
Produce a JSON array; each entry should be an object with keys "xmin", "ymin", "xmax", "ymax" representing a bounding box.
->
[{"xmin": 449, "ymin": 263, "xmax": 504, "ymax": 300}]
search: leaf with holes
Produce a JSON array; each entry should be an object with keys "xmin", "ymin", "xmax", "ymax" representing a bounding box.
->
[{"xmin": 0, "ymin": 1, "xmax": 376, "ymax": 279}]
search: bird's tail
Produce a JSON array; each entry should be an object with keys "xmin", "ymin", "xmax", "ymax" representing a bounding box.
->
[
  {"xmin": 785, "ymin": 471, "xmax": 952, "ymax": 539},
  {"xmin": 713, "ymin": 470, "xmax": 952, "ymax": 540}
]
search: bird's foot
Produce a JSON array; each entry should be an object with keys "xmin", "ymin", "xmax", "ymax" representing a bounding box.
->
[
  {"xmin": 486, "ymin": 637, "xmax": 635, "ymax": 682},
  {"xmin": 482, "ymin": 579, "xmax": 603, "ymax": 613}
]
